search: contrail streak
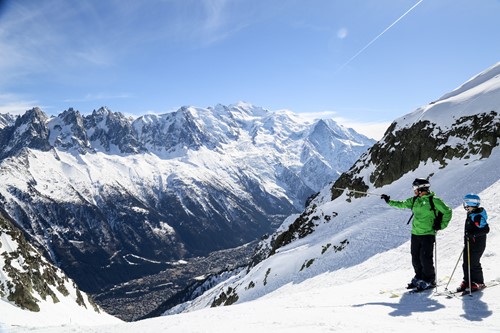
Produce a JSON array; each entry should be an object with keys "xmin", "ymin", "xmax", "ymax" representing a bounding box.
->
[{"xmin": 335, "ymin": 0, "xmax": 424, "ymax": 73}]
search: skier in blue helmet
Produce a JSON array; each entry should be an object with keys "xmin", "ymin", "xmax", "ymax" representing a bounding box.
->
[{"xmin": 458, "ymin": 193, "xmax": 489, "ymax": 292}]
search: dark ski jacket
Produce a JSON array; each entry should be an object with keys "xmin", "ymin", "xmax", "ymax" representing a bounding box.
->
[{"xmin": 465, "ymin": 207, "xmax": 489, "ymax": 239}]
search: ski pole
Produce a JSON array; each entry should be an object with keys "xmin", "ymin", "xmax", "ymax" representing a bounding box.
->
[
  {"xmin": 434, "ymin": 236, "xmax": 438, "ymax": 291},
  {"xmin": 467, "ymin": 237, "xmax": 472, "ymax": 296},
  {"xmin": 331, "ymin": 187, "xmax": 381, "ymax": 196},
  {"xmin": 444, "ymin": 248, "xmax": 464, "ymax": 291}
]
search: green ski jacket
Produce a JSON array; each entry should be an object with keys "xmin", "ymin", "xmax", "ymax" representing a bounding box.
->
[{"xmin": 388, "ymin": 192, "xmax": 452, "ymax": 236}]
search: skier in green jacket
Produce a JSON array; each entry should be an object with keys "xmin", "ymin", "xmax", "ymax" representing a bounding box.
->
[{"xmin": 381, "ymin": 178, "xmax": 452, "ymax": 291}]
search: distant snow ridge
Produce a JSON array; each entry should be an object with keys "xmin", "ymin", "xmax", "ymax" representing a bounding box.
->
[{"xmin": 0, "ymin": 102, "xmax": 374, "ymax": 293}]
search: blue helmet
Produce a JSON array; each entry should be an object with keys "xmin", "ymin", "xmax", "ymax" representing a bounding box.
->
[{"xmin": 463, "ymin": 193, "xmax": 480, "ymax": 208}]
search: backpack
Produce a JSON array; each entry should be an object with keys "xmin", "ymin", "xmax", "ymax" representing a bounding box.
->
[{"xmin": 406, "ymin": 195, "xmax": 444, "ymax": 230}]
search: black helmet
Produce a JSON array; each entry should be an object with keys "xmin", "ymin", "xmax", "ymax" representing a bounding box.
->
[{"xmin": 412, "ymin": 178, "xmax": 430, "ymax": 192}]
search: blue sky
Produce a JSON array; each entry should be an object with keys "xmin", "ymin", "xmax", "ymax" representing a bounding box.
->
[{"xmin": 0, "ymin": 0, "xmax": 499, "ymax": 139}]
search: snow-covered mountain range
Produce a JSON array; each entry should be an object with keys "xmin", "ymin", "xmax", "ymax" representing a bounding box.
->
[{"xmin": 0, "ymin": 102, "xmax": 374, "ymax": 297}]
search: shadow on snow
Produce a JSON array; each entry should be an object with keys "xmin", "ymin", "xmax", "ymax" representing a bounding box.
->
[
  {"xmin": 461, "ymin": 291, "xmax": 493, "ymax": 321},
  {"xmin": 353, "ymin": 290, "xmax": 493, "ymax": 321},
  {"xmin": 353, "ymin": 291, "xmax": 443, "ymax": 317}
]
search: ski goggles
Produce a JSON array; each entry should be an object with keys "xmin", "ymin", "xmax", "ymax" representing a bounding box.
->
[{"xmin": 463, "ymin": 199, "xmax": 480, "ymax": 208}]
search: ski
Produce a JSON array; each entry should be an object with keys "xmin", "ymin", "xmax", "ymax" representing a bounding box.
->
[
  {"xmin": 408, "ymin": 286, "xmax": 435, "ymax": 294},
  {"xmin": 461, "ymin": 285, "xmax": 487, "ymax": 296},
  {"xmin": 380, "ymin": 281, "xmax": 443, "ymax": 298},
  {"xmin": 381, "ymin": 285, "xmax": 436, "ymax": 298},
  {"xmin": 381, "ymin": 280, "xmax": 500, "ymax": 299},
  {"xmin": 435, "ymin": 280, "xmax": 500, "ymax": 298},
  {"xmin": 433, "ymin": 289, "xmax": 463, "ymax": 299}
]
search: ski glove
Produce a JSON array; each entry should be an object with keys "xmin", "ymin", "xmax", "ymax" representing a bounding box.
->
[
  {"xmin": 465, "ymin": 233, "xmax": 475, "ymax": 241},
  {"xmin": 381, "ymin": 194, "xmax": 390, "ymax": 203}
]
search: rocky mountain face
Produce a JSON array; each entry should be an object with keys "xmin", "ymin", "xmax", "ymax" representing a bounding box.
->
[
  {"xmin": 0, "ymin": 113, "xmax": 16, "ymax": 129},
  {"xmin": 0, "ymin": 206, "xmax": 99, "ymax": 313},
  {"xmin": 332, "ymin": 76, "xmax": 500, "ymax": 199},
  {"xmin": 0, "ymin": 103, "xmax": 374, "ymax": 298}
]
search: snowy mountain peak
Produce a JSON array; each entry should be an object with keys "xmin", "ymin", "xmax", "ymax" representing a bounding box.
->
[
  {"xmin": 440, "ymin": 61, "xmax": 500, "ymax": 102},
  {"xmin": 324, "ymin": 64, "xmax": 500, "ymax": 196},
  {"xmin": 0, "ymin": 107, "xmax": 51, "ymax": 158},
  {"xmin": 228, "ymin": 101, "xmax": 269, "ymax": 117},
  {"xmin": 394, "ymin": 62, "xmax": 500, "ymax": 133},
  {"xmin": 0, "ymin": 113, "xmax": 17, "ymax": 129}
]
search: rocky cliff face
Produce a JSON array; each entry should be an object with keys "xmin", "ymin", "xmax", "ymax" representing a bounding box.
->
[
  {"xmin": 0, "ymin": 206, "xmax": 99, "ymax": 313},
  {"xmin": 0, "ymin": 113, "xmax": 16, "ymax": 129},
  {"xmin": 332, "ymin": 111, "xmax": 499, "ymax": 200},
  {"xmin": 0, "ymin": 108, "xmax": 51, "ymax": 159}
]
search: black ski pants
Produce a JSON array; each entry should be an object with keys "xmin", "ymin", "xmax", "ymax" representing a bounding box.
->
[
  {"xmin": 410, "ymin": 234, "xmax": 435, "ymax": 283},
  {"xmin": 462, "ymin": 235, "xmax": 487, "ymax": 284}
]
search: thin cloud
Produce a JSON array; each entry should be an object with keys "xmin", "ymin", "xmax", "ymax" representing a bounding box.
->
[
  {"xmin": 331, "ymin": 117, "xmax": 391, "ymax": 141},
  {"xmin": 72, "ymin": 48, "xmax": 113, "ymax": 67},
  {"xmin": 63, "ymin": 93, "xmax": 132, "ymax": 103},
  {"xmin": 0, "ymin": 94, "xmax": 38, "ymax": 115},
  {"xmin": 298, "ymin": 110, "xmax": 338, "ymax": 121},
  {"xmin": 0, "ymin": 1, "xmax": 118, "ymax": 82},
  {"xmin": 202, "ymin": 0, "xmax": 229, "ymax": 32},
  {"xmin": 171, "ymin": 0, "xmax": 291, "ymax": 48},
  {"xmin": 0, "ymin": 11, "xmax": 52, "ymax": 77},
  {"xmin": 193, "ymin": 0, "xmax": 255, "ymax": 47}
]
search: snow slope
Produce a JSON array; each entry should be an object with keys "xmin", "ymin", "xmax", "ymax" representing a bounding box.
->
[
  {"xmin": 0, "ymin": 293, "xmax": 120, "ymax": 331},
  {"xmin": 394, "ymin": 62, "xmax": 500, "ymax": 130}
]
